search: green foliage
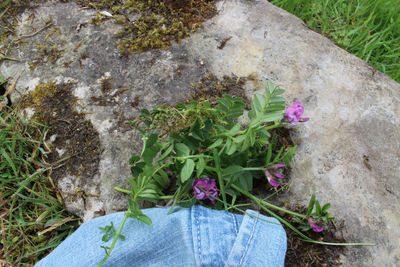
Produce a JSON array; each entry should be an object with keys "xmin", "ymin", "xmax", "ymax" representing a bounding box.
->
[
  {"xmin": 121, "ymin": 81, "xmax": 299, "ymax": 221},
  {"xmin": 99, "ymin": 81, "xmax": 372, "ymax": 266},
  {"xmin": 100, "ymin": 222, "xmax": 125, "ymax": 242},
  {"xmin": 97, "ymin": 82, "xmax": 296, "ymax": 265},
  {"xmin": 127, "ymin": 82, "xmax": 292, "ymax": 207},
  {"xmin": 271, "ymin": 0, "xmax": 400, "ymax": 82},
  {"xmin": 293, "ymin": 194, "xmax": 334, "ymax": 232},
  {"xmin": 0, "ymin": 105, "xmax": 79, "ymax": 266}
]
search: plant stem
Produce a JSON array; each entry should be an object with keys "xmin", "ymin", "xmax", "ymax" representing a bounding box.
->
[
  {"xmin": 97, "ymin": 213, "xmax": 129, "ymax": 267},
  {"xmin": 158, "ymin": 195, "xmax": 174, "ymax": 199},
  {"xmin": 260, "ymin": 203, "xmax": 374, "ymax": 246},
  {"xmin": 231, "ymin": 184, "xmax": 306, "ymax": 219},
  {"xmin": 264, "ymin": 123, "xmax": 286, "ymax": 131},
  {"xmin": 242, "ymin": 167, "xmax": 264, "ymax": 171},
  {"xmin": 176, "ymin": 155, "xmax": 213, "ymax": 161},
  {"xmin": 213, "ymin": 149, "xmax": 227, "ymax": 210},
  {"xmin": 204, "ymin": 166, "xmax": 217, "ymax": 172}
]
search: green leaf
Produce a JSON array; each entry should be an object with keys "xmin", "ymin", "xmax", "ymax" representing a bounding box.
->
[
  {"xmin": 236, "ymin": 171, "xmax": 253, "ymax": 191},
  {"xmin": 180, "ymin": 159, "xmax": 195, "ymax": 183},
  {"xmin": 251, "ymin": 93, "xmax": 266, "ymax": 117},
  {"xmin": 322, "ymin": 203, "xmax": 331, "ymax": 213},
  {"xmin": 137, "ymin": 214, "xmax": 152, "ymax": 226},
  {"xmin": 128, "ymin": 179, "xmax": 139, "ymax": 196},
  {"xmin": 266, "ymin": 80, "xmax": 275, "ymax": 94},
  {"xmin": 216, "ymin": 95, "xmax": 246, "ymax": 118},
  {"xmin": 129, "ymin": 155, "xmax": 141, "ymax": 165},
  {"xmin": 259, "ymin": 111, "xmax": 284, "ymax": 123},
  {"xmin": 222, "ymin": 165, "xmax": 244, "ymax": 177},
  {"xmin": 140, "ymin": 109, "xmax": 151, "ymax": 118},
  {"xmin": 11, "ymin": 236, "xmax": 19, "ymax": 244},
  {"xmin": 226, "ymin": 122, "xmax": 241, "ymax": 136},
  {"xmin": 306, "ymin": 194, "xmax": 316, "ymax": 217},
  {"xmin": 190, "ymin": 119, "xmax": 205, "ymax": 141},
  {"xmin": 270, "ymin": 96, "xmax": 285, "ymax": 103},
  {"xmin": 315, "ymin": 200, "xmax": 322, "ymax": 215},
  {"xmin": 226, "ymin": 142, "xmax": 237, "ymax": 155},
  {"xmin": 233, "ymin": 134, "xmax": 246, "ymax": 144},
  {"xmin": 241, "ymin": 134, "xmax": 250, "ymax": 152},
  {"xmin": 175, "ymin": 143, "xmax": 190, "ymax": 157},
  {"xmin": 208, "ymin": 138, "xmax": 223, "ymax": 149},
  {"xmin": 1, "ymin": 148, "xmax": 17, "ymax": 176},
  {"xmin": 196, "ymin": 157, "xmax": 205, "ymax": 177},
  {"xmin": 248, "ymin": 128, "xmax": 256, "ymax": 146},
  {"xmin": 178, "ymin": 197, "xmax": 196, "ymax": 208},
  {"xmin": 280, "ymin": 146, "xmax": 297, "ymax": 165},
  {"xmin": 141, "ymin": 134, "xmax": 160, "ymax": 164},
  {"xmin": 142, "ymin": 146, "xmax": 160, "ymax": 165},
  {"xmin": 158, "ymin": 144, "xmax": 173, "ymax": 161}
]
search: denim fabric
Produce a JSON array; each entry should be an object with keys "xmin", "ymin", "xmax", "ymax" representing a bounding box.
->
[{"xmin": 36, "ymin": 206, "xmax": 286, "ymax": 267}]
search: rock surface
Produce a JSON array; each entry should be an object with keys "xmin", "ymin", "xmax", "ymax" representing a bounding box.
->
[{"xmin": 1, "ymin": 0, "xmax": 399, "ymax": 266}]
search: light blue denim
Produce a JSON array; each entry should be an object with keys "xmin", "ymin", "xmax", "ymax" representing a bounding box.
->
[{"xmin": 36, "ymin": 206, "xmax": 287, "ymax": 267}]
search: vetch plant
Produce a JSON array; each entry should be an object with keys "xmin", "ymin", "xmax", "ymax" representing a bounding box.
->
[
  {"xmin": 192, "ymin": 177, "xmax": 219, "ymax": 205},
  {"xmin": 97, "ymin": 81, "xmax": 373, "ymax": 266},
  {"xmin": 265, "ymin": 163, "xmax": 286, "ymax": 187}
]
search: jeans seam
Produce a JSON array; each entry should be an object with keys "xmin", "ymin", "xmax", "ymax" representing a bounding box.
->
[
  {"xmin": 231, "ymin": 213, "xmax": 239, "ymax": 235},
  {"xmin": 196, "ymin": 206, "xmax": 202, "ymax": 266},
  {"xmin": 238, "ymin": 215, "xmax": 258, "ymax": 266}
]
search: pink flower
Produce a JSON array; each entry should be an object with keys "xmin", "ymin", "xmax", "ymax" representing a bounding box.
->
[
  {"xmin": 284, "ymin": 101, "xmax": 309, "ymax": 125},
  {"xmin": 192, "ymin": 177, "xmax": 219, "ymax": 205},
  {"xmin": 265, "ymin": 164, "xmax": 286, "ymax": 187},
  {"xmin": 308, "ymin": 217, "xmax": 324, "ymax": 232}
]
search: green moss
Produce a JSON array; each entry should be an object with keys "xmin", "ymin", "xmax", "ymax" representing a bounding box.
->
[
  {"xmin": 21, "ymin": 82, "xmax": 101, "ymax": 180},
  {"xmin": 79, "ymin": 0, "xmax": 216, "ymax": 53},
  {"xmin": 30, "ymin": 83, "xmax": 58, "ymax": 106},
  {"xmin": 29, "ymin": 42, "xmax": 65, "ymax": 71}
]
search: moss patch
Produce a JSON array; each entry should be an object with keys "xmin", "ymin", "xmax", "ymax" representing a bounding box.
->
[
  {"xmin": 78, "ymin": 0, "xmax": 216, "ymax": 53},
  {"xmin": 188, "ymin": 72, "xmax": 250, "ymax": 107},
  {"xmin": 28, "ymin": 30, "xmax": 66, "ymax": 71},
  {"xmin": 21, "ymin": 82, "xmax": 101, "ymax": 181}
]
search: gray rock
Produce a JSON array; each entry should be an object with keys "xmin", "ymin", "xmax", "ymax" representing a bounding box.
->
[{"xmin": 1, "ymin": 0, "xmax": 399, "ymax": 266}]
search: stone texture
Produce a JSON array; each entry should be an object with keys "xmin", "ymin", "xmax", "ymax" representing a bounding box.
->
[{"xmin": 1, "ymin": 0, "xmax": 399, "ymax": 266}]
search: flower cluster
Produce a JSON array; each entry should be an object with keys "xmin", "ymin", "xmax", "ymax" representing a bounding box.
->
[
  {"xmin": 192, "ymin": 177, "xmax": 219, "ymax": 205},
  {"xmin": 284, "ymin": 101, "xmax": 309, "ymax": 125},
  {"xmin": 308, "ymin": 217, "xmax": 324, "ymax": 232},
  {"xmin": 265, "ymin": 164, "xmax": 286, "ymax": 187}
]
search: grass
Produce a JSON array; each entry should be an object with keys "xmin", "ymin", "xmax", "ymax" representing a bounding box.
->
[
  {"xmin": 0, "ymin": 101, "xmax": 79, "ymax": 266},
  {"xmin": 270, "ymin": 0, "xmax": 400, "ymax": 83}
]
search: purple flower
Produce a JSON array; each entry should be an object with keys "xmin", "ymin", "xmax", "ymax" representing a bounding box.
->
[
  {"xmin": 284, "ymin": 101, "xmax": 309, "ymax": 125},
  {"xmin": 308, "ymin": 217, "xmax": 324, "ymax": 232},
  {"xmin": 265, "ymin": 164, "xmax": 286, "ymax": 188},
  {"xmin": 192, "ymin": 177, "xmax": 219, "ymax": 205}
]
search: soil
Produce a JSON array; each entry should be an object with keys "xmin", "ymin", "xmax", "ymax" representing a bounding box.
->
[{"xmin": 280, "ymin": 206, "xmax": 346, "ymax": 267}]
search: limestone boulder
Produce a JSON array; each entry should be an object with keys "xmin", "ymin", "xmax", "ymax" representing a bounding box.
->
[{"xmin": 1, "ymin": 0, "xmax": 399, "ymax": 266}]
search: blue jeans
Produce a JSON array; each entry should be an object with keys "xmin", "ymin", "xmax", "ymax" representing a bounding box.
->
[{"xmin": 36, "ymin": 206, "xmax": 287, "ymax": 266}]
